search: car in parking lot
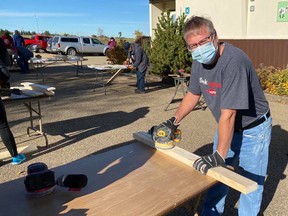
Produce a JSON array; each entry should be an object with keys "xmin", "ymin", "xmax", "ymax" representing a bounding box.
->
[
  {"xmin": 46, "ymin": 36, "xmax": 109, "ymax": 56},
  {"xmin": 24, "ymin": 34, "xmax": 52, "ymax": 52}
]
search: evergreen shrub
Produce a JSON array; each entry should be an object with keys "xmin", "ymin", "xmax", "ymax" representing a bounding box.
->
[{"xmin": 147, "ymin": 12, "xmax": 192, "ymax": 77}]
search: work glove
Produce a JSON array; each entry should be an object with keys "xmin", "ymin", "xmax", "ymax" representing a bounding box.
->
[
  {"xmin": 150, "ymin": 117, "xmax": 179, "ymax": 142},
  {"xmin": 193, "ymin": 151, "xmax": 225, "ymax": 174}
]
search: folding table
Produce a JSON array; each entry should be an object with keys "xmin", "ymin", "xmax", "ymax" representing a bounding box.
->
[{"xmin": 87, "ymin": 64, "xmax": 128, "ymax": 94}]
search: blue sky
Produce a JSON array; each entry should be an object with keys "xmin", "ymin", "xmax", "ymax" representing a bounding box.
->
[{"xmin": 0, "ymin": 0, "xmax": 150, "ymax": 38}]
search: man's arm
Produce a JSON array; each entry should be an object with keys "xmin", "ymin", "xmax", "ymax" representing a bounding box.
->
[
  {"xmin": 174, "ymin": 91, "xmax": 201, "ymax": 124},
  {"xmin": 217, "ymin": 109, "xmax": 236, "ymax": 158},
  {"xmin": 193, "ymin": 108, "xmax": 236, "ymax": 174},
  {"xmin": 150, "ymin": 91, "xmax": 200, "ymax": 148}
]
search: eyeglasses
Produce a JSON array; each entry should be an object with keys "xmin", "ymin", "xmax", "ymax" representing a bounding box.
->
[{"xmin": 187, "ymin": 33, "xmax": 214, "ymax": 51}]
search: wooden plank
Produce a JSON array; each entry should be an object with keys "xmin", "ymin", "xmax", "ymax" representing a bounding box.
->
[
  {"xmin": 20, "ymin": 82, "xmax": 56, "ymax": 96},
  {"xmin": 133, "ymin": 131, "xmax": 258, "ymax": 194},
  {"xmin": 20, "ymin": 82, "xmax": 56, "ymax": 92},
  {"xmin": 106, "ymin": 68, "xmax": 123, "ymax": 85}
]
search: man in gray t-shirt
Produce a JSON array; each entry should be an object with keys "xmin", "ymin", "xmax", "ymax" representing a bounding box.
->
[
  {"xmin": 152, "ymin": 16, "xmax": 272, "ymax": 216},
  {"xmin": 189, "ymin": 42, "xmax": 269, "ymax": 130}
]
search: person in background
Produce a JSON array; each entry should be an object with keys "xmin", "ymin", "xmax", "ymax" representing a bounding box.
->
[
  {"xmin": 123, "ymin": 42, "xmax": 149, "ymax": 94},
  {"xmin": 1, "ymin": 31, "xmax": 15, "ymax": 64},
  {"xmin": 108, "ymin": 37, "xmax": 116, "ymax": 49},
  {"xmin": 14, "ymin": 46, "xmax": 33, "ymax": 74},
  {"xmin": 1, "ymin": 31, "xmax": 14, "ymax": 53},
  {"xmin": 13, "ymin": 30, "xmax": 25, "ymax": 47},
  {"xmin": 0, "ymin": 38, "xmax": 26, "ymax": 165},
  {"xmin": 152, "ymin": 16, "xmax": 272, "ymax": 216}
]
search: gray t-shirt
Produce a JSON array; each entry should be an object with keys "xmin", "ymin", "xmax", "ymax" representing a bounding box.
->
[{"xmin": 188, "ymin": 42, "xmax": 269, "ymax": 130}]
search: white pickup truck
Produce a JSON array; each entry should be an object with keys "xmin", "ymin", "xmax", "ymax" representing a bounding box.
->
[{"xmin": 46, "ymin": 36, "xmax": 109, "ymax": 56}]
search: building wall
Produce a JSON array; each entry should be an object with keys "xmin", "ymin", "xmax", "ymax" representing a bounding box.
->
[
  {"xmin": 177, "ymin": 0, "xmax": 248, "ymax": 38},
  {"xmin": 149, "ymin": 1, "xmax": 175, "ymax": 38},
  {"xmin": 150, "ymin": 0, "xmax": 288, "ymax": 39},
  {"xmin": 224, "ymin": 39, "xmax": 288, "ymax": 68},
  {"xmin": 149, "ymin": 0, "xmax": 288, "ymax": 68},
  {"xmin": 247, "ymin": 0, "xmax": 288, "ymax": 39}
]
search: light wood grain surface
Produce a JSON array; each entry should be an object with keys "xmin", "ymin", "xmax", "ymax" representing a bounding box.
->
[
  {"xmin": 0, "ymin": 143, "xmax": 216, "ymax": 216},
  {"xmin": 133, "ymin": 131, "xmax": 258, "ymax": 194}
]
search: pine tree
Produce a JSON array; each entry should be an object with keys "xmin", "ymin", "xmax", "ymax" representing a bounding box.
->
[{"xmin": 148, "ymin": 12, "xmax": 192, "ymax": 77}]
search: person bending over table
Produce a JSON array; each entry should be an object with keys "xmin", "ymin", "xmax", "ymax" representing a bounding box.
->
[
  {"xmin": 151, "ymin": 16, "xmax": 272, "ymax": 216},
  {"xmin": 123, "ymin": 42, "xmax": 149, "ymax": 94},
  {"xmin": 14, "ymin": 46, "xmax": 34, "ymax": 74}
]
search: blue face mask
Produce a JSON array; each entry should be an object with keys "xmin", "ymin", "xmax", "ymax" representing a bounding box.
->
[{"xmin": 191, "ymin": 42, "xmax": 218, "ymax": 64}]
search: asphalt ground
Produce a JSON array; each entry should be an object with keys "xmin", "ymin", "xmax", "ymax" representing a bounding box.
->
[{"xmin": 0, "ymin": 54, "xmax": 287, "ymax": 216}]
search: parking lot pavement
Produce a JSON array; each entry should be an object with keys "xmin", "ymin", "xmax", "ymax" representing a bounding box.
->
[{"xmin": 1, "ymin": 54, "xmax": 287, "ymax": 215}]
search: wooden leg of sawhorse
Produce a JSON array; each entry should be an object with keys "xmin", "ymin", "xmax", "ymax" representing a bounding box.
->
[{"xmin": 24, "ymin": 100, "xmax": 48, "ymax": 147}]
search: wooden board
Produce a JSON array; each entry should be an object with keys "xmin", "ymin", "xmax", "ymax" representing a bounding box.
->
[
  {"xmin": 20, "ymin": 82, "xmax": 56, "ymax": 96},
  {"xmin": 0, "ymin": 143, "xmax": 216, "ymax": 216},
  {"xmin": 21, "ymin": 82, "xmax": 56, "ymax": 92},
  {"xmin": 106, "ymin": 68, "xmax": 124, "ymax": 85},
  {"xmin": 133, "ymin": 131, "xmax": 258, "ymax": 194}
]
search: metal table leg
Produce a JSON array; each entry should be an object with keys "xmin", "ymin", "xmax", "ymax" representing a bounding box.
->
[
  {"xmin": 24, "ymin": 100, "xmax": 48, "ymax": 146},
  {"xmin": 94, "ymin": 69, "xmax": 106, "ymax": 95},
  {"xmin": 164, "ymin": 77, "xmax": 186, "ymax": 111}
]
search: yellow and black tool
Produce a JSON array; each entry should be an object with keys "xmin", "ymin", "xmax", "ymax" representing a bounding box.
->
[{"xmin": 152, "ymin": 127, "xmax": 182, "ymax": 150}]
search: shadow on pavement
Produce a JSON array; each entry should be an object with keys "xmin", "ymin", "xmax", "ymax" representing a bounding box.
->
[
  {"xmin": 30, "ymin": 107, "xmax": 150, "ymax": 156},
  {"xmin": 0, "ymin": 141, "xmax": 154, "ymax": 215}
]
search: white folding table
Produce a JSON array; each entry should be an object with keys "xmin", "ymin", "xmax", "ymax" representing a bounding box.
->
[
  {"xmin": 87, "ymin": 64, "xmax": 128, "ymax": 94},
  {"xmin": 31, "ymin": 55, "xmax": 87, "ymax": 82},
  {"xmin": 2, "ymin": 85, "xmax": 55, "ymax": 147}
]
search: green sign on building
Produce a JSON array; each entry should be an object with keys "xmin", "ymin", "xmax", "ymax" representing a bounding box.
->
[
  {"xmin": 185, "ymin": 7, "xmax": 190, "ymax": 15},
  {"xmin": 277, "ymin": 1, "xmax": 288, "ymax": 22}
]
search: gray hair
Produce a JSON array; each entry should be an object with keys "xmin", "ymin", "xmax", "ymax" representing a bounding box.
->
[{"xmin": 183, "ymin": 16, "xmax": 215, "ymax": 39}]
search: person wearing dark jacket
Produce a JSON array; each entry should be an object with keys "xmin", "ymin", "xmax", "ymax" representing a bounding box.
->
[
  {"xmin": 13, "ymin": 30, "xmax": 25, "ymax": 47},
  {"xmin": 0, "ymin": 38, "xmax": 26, "ymax": 165},
  {"xmin": 14, "ymin": 46, "xmax": 34, "ymax": 74},
  {"xmin": 123, "ymin": 42, "xmax": 149, "ymax": 94}
]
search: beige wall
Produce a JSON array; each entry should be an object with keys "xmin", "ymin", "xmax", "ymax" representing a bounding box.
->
[
  {"xmin": 150, "ymin": 0, "xmax": 288, "ymax": 39},
  {"xmin": 149, "ymin": 1, "xmax": 175, "ymax": 39},
  {"xmin": 247, "ymin": 0, "xmax": 288, "ymax": 39},
  {"xmin": 177, "ymin": 0, "xmax": 247, "ymax": 39}
]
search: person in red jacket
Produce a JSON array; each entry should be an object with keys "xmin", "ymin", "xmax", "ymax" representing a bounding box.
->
[
  {"xmin": 1, "ymin": 31, "xmax": 14, "ymax": 49},
  {"xmin": 1, "ymin": 31, "xmax": 15, "ymax": 57},
  {"xmin": 108, "ymin": 37, "xmax": 116, "ymax": 49}
]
